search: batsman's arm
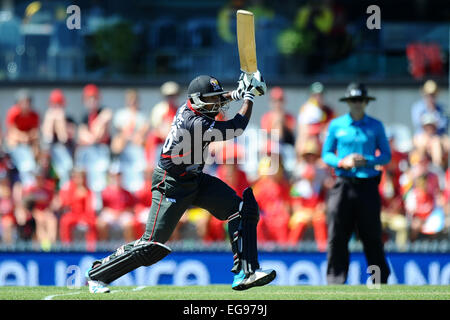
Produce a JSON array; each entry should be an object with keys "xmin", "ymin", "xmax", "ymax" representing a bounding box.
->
[
  {"xmin": 220, "ymin": 89, "xmax": 254, "ymax": 123},
  {"xmin": 222, "ymin": 92, "xmax": 233, "ymax": 100},
  {"xmin": 238, "ymin": 96, "xmax": 254, "ymax": 121},
  {"xmin": 211, "ymin": 105, "xmax": 251, "ymax": 137},
  {"xmin": 191, "ymin": 101, "xmax": 251, "ymax": 142}
]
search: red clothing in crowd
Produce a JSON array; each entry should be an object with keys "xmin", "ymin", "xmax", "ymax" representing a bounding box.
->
[
  {"xmin": 379, "ymin": 169, "xmax": 404, "ymax": 210},
  {"xmin": 0, "ymin": 193, "xmax": 14, "ymax": 224},
  {"xmin": 146, "ymin": 107, "xmax": 175, "ymax": 165},
  {"xmin": 145, "ymin": 132, "xmax": 164, "ymax": 165},
  {"xmin": 288, "ymin": 164, "xmax": 328, "ymax": 250},
  {"xmin": 166, "ymin": 102, "xmax": 177, "ymax": 122},
  {"xmin": 0, "ymin": 165, "xmax": 14, "ymax": 225},
  {"xmin": 133, "ymin": 180, "xmax": 152, "ymax": 237},
  {"xmin": 82, "ymin": 107, "xmax": 110, "ymax": 144},
  {"xmin": 386, "ymin": 148, "xmax": 408, "ymax": 182},
  {"xmin": 101, "ymin": 185, "xmax": 136, "ymax": 213},
  {"xmin": 6, "ymin": 105, "xmax": 39, "ymax": 132},
  {"xmin": 202, "ymin": 165, "xmax": 250, "ymax": 242},
  {"xmin": 401, "ymin": 170, "xmax": 441, "ymax": 198},
  {"xmin": 422, "ymin": 172, "xmax": 441, "ymax": 196},
  {"xmin": 290, "ymin": 191, "xmax": 324, "ymax": 209},
  {"xmin": 253, "ymin": 177, "xmax": 291, "ymax": 244},
  {"xmin": 58, "ymin": 180, "xmax": 97, "ymax": 245},
  {"xmin": 22, "ymin": 180, "xmax": 55, "ymax": 211},
  {"xmin": 445, "ymin": 169, "xmax": 450, "ymax": 203},
  {"xmin": 216, "ymin": 165, "xmax": 250, "ymax": 198},
  {"xmin": 410, "ymin": 189, "xmax": 435, "ymax": 220},
  {"xmin": 260, "ymin": 112, "xmax": 296, "ymax": 133},
  {"xmin": 134, "ymin": 181, "xmax": 152, "ymax": 213},
  {"xmin": 321, "ymin": 105, "xmax": 335, "ymax": 125}
]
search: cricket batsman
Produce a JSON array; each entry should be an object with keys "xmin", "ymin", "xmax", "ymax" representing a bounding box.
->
[{"xmin": 86, "ymin": 71, "xmax": 276, "ymax": 293}]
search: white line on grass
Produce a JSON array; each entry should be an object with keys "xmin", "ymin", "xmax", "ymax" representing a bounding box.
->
[
  {"xmin": 110, "ymin": 289, "xmax": 123, "ymax": 294},
  {"xmin": 132, "ymin": 286, "xmax": 147, "ymax": 291},
  {"xmin": 43, "ymin": 291, "xmax": 83, "ymax": 300},
  {"xmin": 43, "ymin": 286, "xmax": 145, "ymax": 300}
]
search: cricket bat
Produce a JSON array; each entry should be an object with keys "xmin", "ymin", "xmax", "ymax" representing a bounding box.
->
[{"xmin": 236, "ymin": 10, "xmax": 257, "ymax": 74}]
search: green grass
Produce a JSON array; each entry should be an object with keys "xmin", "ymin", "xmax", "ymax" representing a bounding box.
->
[{"xmin": 0, "ymin": 285, "xmax": 448, "ymax": 300}]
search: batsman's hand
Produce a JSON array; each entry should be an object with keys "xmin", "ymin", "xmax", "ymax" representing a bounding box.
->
[
  {"xmin": 231, "ymin": 70, "xmax": 266, "ymax": 101},
  {"xmin": 230, "ymin": 73, "xmax": 246, "ymax": 101},
  {"xmin": 243, "ymin": 70, "xmax": 267, "ymax": 96}
]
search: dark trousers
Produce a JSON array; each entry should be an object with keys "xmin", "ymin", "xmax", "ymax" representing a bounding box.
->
[
  {"xmin": 326, "ymin": 175, "xmax": 390, "ymax": 284},
  {"xmin": 101, "ymin": 166, "xmax": 242, "ymax": 264},
  {"xmin": 142, "ymin": 167, "xmax": 242, "ymax": 242}
]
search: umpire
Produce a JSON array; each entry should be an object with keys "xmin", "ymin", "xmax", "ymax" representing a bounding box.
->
[{"xmin": 321, "ymin": 83, "xmax": 391, "ymax": 284}]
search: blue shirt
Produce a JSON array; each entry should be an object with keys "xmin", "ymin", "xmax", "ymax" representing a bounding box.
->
[
  {"xmin": 321, "ymin": 113, "xmax": 391, "ymax": 178},
  {"xmin": 411, "ymin": 99, "xmax": 449, "ymax": 136}
]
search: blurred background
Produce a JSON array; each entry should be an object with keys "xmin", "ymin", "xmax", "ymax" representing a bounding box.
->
[
  {"xmin": 0, "ymin": 0, "xmax": 448, "ymax": 83},
  {"xmin": 0, "ymin": 0, "xmax": 449, "ymax": 286}
]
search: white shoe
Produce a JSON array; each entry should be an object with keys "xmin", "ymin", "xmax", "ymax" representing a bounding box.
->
[
  {"xmin": 87, "ymin": 279, "xmax": 110, "ymax": 293},
  {"xmin": 86, "ymin": 267, "xmax": 110, "ymax": 293},
  {"xmin": 232, "ymin": 268, "xmax": 276, "ymax": 291}
]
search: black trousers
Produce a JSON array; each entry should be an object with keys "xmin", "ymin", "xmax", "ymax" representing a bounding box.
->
[
  {"xmin": 142, "ymin": 167, "xmax": 241, "ymax": 243},
  {"xmin": 97, "ymin": 167, "xmax": 245, "ymax": 277},
  {"xmin": 326, "ymin": 175, "xmax": 390, "ymax": 284}
]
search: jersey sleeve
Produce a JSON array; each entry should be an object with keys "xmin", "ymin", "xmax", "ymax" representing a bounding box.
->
[
  {"xmin": 190, "ymin": 114, "xmax": 249, "ymax": 142},
  {"xmin": 321, "ymin": 120, "xmax": 340, "ymax": 168}
]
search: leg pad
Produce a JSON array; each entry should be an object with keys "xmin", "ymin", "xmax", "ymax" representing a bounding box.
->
[
  {"xmin": 228, "ymin": 187, "xmax": 260, "ymax": 275},
  {"xmin": 88, "ymin": 241, "xmax": 171, "ymax": 284}
]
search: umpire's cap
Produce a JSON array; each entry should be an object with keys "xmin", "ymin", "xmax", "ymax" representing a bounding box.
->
[
  {"xmin": 339, "ymin": 82, "xmax": 375, "ymax": 102},
  {"xmin": 187, "ymin": 75, "xmax": 228, "ymax": 98}
]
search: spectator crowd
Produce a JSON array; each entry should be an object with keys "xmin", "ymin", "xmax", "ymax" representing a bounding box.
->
[{"xmin": 0, "ymin": 80, "xmax": 449, "ymax": 252}]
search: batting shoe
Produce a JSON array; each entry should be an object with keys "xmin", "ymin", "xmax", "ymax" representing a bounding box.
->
[
  {"xmin": 231, "ymin": 268, "xmax": 276, "ymax": 291},
  {"xmin": 86, "ymin": 267, "xmax": 110, "ymax": 293}
]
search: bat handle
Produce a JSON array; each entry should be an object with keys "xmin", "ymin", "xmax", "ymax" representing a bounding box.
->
[
  {"xmin": 240, "ymin": 70, "xmax": 255, "ymax": 81},
  {"xmin": 240, "ymin": 70, "xmax": 255, "ymax": 75}
]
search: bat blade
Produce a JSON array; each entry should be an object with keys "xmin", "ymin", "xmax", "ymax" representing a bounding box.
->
[{"xmin": 236, "ymin": 10, "xmax": 257, "ymax": 74}]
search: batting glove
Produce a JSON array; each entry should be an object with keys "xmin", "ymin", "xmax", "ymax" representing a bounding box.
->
[
  {"xmin": 244, "ymin": 70, "xmax": 267, "ymax": 96},
  {"xmin": 230, "ymin": 73, "xmax": 246, "ymax": 101},
  {"xmin": 243, "ymin": 91, "xmax": 255, "ymax": 103}
]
